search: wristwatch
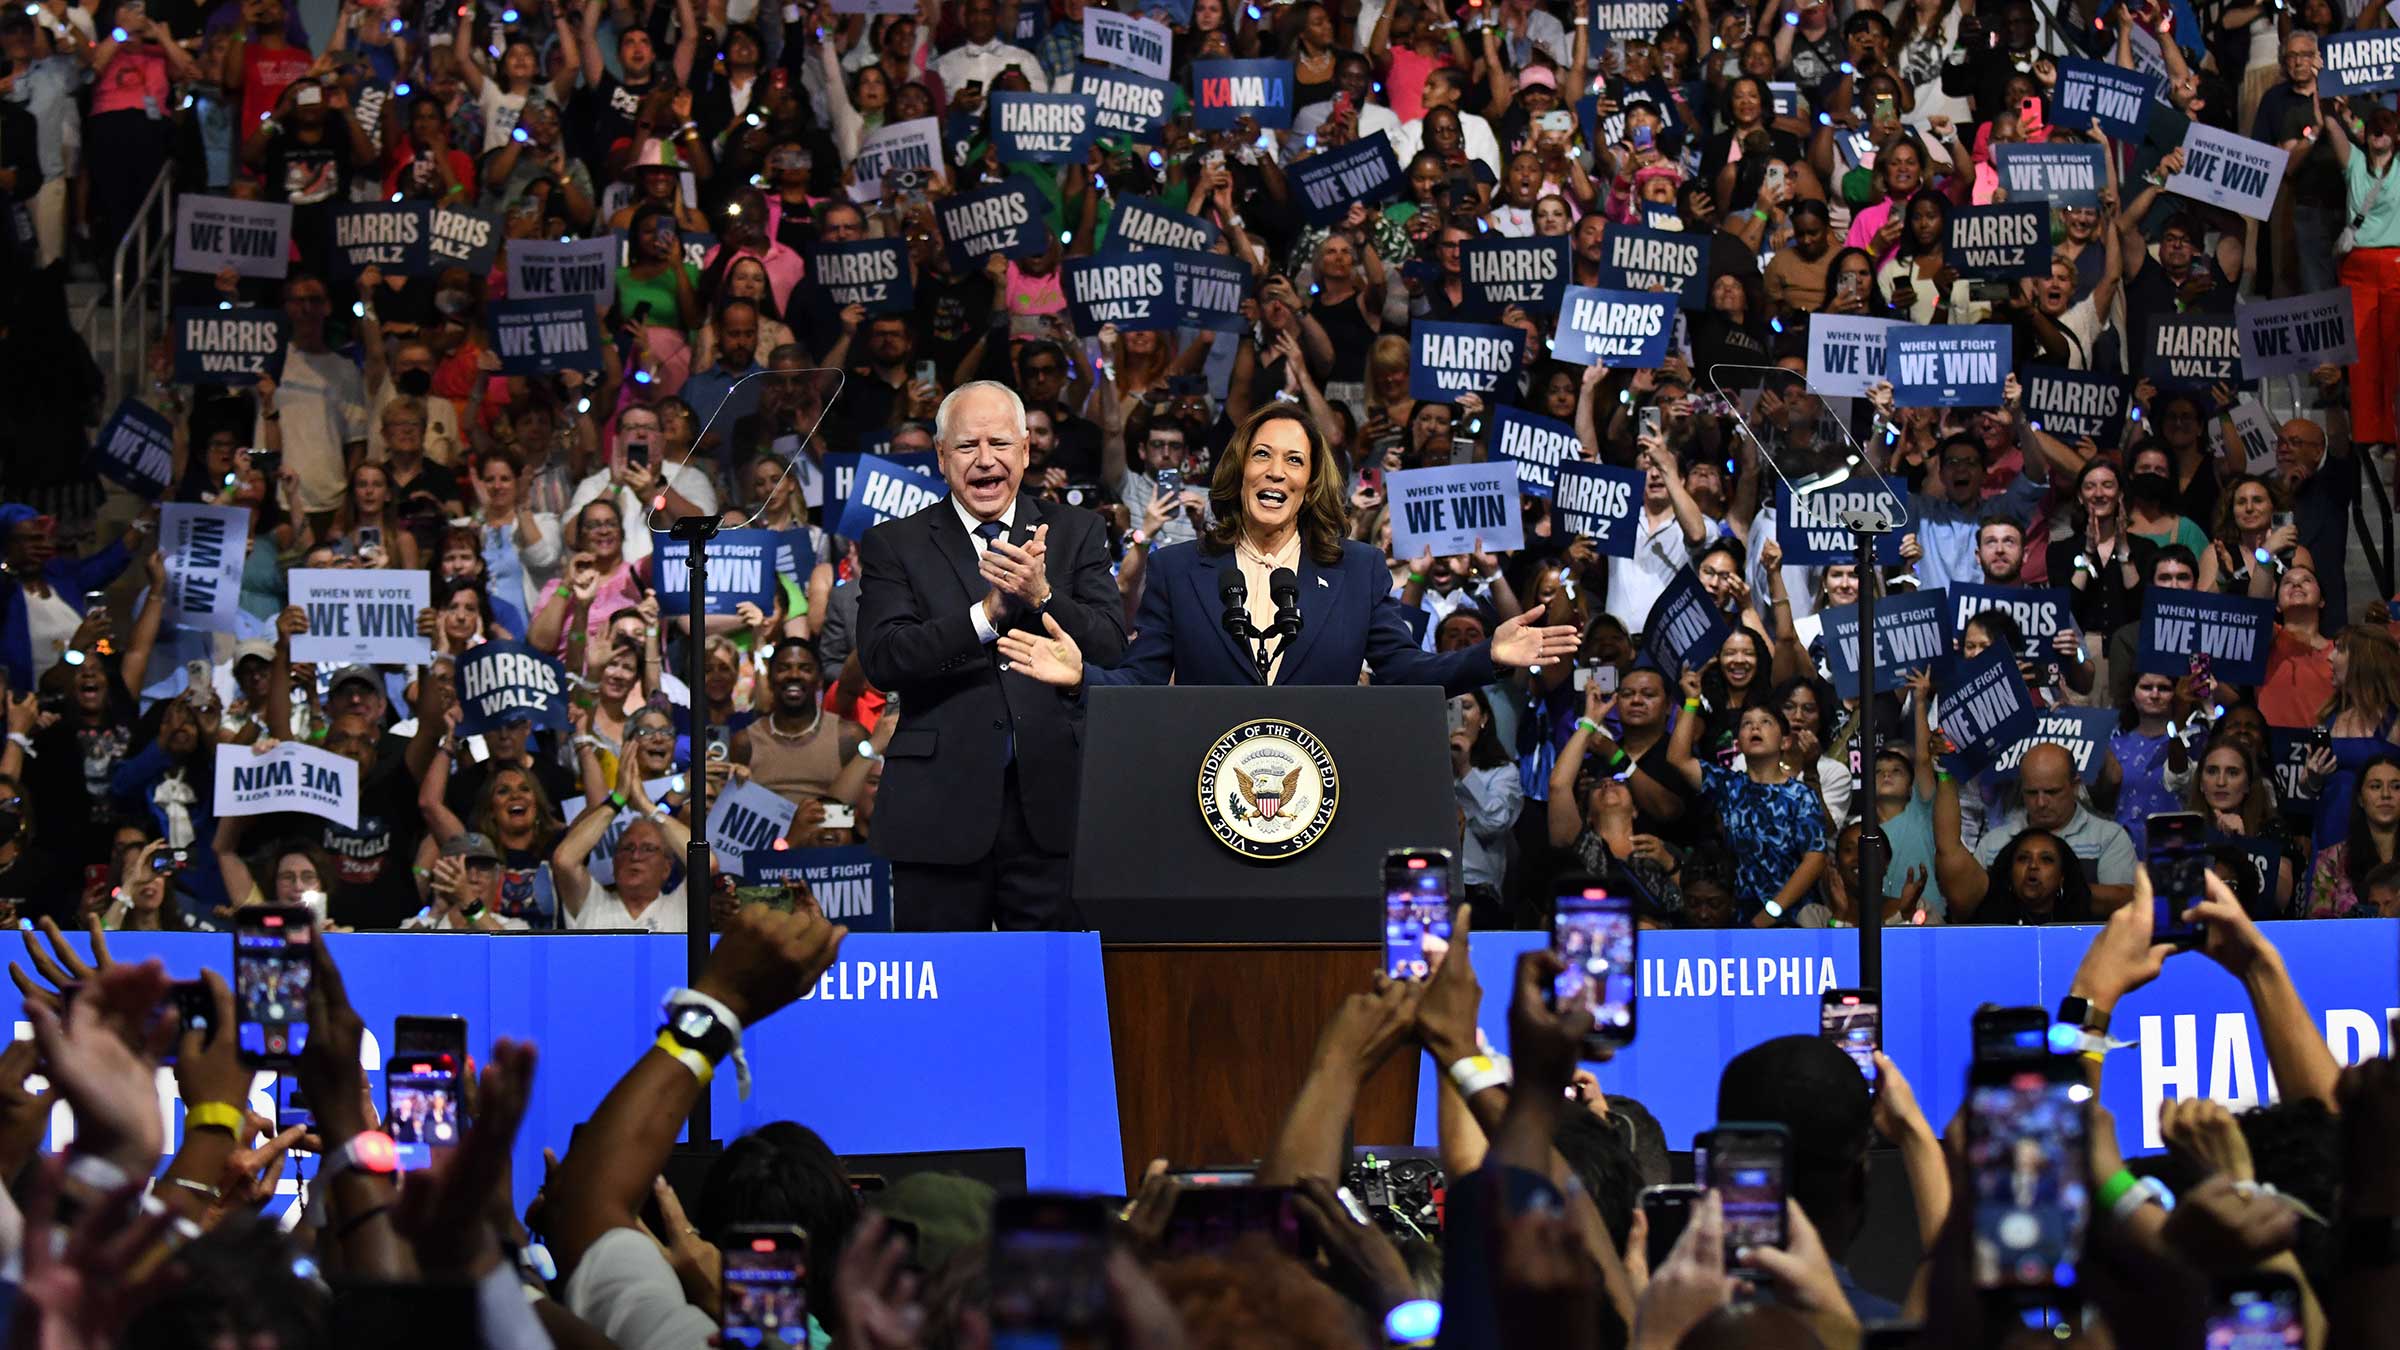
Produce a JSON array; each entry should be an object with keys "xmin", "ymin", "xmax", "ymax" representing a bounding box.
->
[
  {"xmin": 661, "ymin": 1002, "xmax": 736, "ymax": 1066},
  {"xmin": 2056, "ymin": 995, "xmax": 2111, "ymax": 1037}
]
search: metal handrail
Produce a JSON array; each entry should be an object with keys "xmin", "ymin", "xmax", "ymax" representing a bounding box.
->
[
  {"xmin": 2355, "ymin": 445, "xmax": 2396, "ymax": 610},
  {"xmin": 73, "ymin": 163, "xmax": 176, "ymax": 409}
]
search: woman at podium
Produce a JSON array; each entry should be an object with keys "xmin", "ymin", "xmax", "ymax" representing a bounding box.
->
[{"xmin": 997, "ymin": 403, "xmax": 1577, "ymax": 690}]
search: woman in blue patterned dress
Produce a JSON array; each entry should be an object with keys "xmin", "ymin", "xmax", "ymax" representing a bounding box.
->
[{"xmin": 1663, "ymin": 665, "xmax": 1830, "ymax": 927}]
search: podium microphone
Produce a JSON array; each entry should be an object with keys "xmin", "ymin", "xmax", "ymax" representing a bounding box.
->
[
  {"xmin": 1268, "ymin": 567, "xmax": 1302, "ymax": 637},
  {"xmin": 1219, "ymin": 567, "xmax": 1251, "ymax": 640}
]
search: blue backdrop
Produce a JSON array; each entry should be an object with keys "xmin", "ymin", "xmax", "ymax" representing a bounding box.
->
[
  {"xmin": 22, "ymin": 924, "xmax": 2396, "ymax": 1209},
  {"xmin": 31, "ymin": 934, "xmax": 1123, "ymax": 1211},
  {"xmin": 1414, "ymin": 922, "xmax": 2400, "ymax": 1157}
]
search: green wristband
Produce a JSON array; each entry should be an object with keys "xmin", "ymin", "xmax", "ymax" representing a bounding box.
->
[{"xmin": 2096, "ymin": 1168, "xmax": 2138, "ymax": 1212}]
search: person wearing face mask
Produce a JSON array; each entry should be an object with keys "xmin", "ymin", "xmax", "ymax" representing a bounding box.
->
[
  {"xmin": 2122, "ymin": 441, "xmax": 2212, "ymax": 568},
  {"xmin": 359, "ymin": 285, "xmax": 465, "ymax": 467}
]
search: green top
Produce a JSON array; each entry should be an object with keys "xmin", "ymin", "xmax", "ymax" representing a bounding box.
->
[
  {"xmin": 2345, "ymin": 152, "xmax": 2400, "ymax": 252},
  {"xmin": 2133, "ymin": 516, "xmax": 2210, "ymax": 562},
  {"xmin": 615, "ymin": 262, "xmax": 700, "ymax": 330}
]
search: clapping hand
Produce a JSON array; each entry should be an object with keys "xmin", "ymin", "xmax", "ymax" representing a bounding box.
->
[{"xmin": 978, "ymin": 524, "xmax": 1051, "ymax": 622}]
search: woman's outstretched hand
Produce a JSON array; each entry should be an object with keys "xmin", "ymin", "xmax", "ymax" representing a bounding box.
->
[{"xmin": 998, "ymin": 613, "xmax": 1086, "ymax": 689}]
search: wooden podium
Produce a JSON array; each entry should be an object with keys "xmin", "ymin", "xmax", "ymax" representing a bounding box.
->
[{"xmin": 1073, "ymin": 688, "xmax": 1454, "ymax": 1187}]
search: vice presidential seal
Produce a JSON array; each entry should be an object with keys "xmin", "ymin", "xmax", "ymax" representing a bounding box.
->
[{"xmin": 1197, "ymin": 719, "xmax": 1339, "ymax": 860}]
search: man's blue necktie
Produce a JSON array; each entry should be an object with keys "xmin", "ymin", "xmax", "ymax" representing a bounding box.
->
[{"xmin": 976, "ymin": 518, "xmax": 1014, "ymax": 763}]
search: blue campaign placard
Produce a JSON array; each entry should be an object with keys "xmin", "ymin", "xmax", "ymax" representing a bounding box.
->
[
  {"xmin": 1886, "ymin": 324, "xmax": 2008, "ymax": 407},
  {"xmin": 1948, "ymin": 582, "xmax": 2072, "ymax": 660},
  {"xmin": 173, "ymin": 308, "xmax": 288, "ymax": 386},
  {"xmin": 2135, "ymin": 589, "xmax": 2275, "ymax": 686},
  {"xmin": 1552, "ymin": 461, "xmax": 1647, "ymax": 557},
  {"xmin": 810, "ymin": 239, "xmax": 914, "ymax": 315},
  {"xmin": 774, "ymin": 528, "xmax": 816, "ymax": 587},
  {"xmin": 1410, "ymin": 921, "xmax": 2400, "ymax": 1171},
  {"xmin": 95, "ymin": 399, "xmax": 176, "ymax": 499},
  {"xmin": 1818, "ymin": 587, "xmax": 1951, "ymax": 698},
  {"xmin": 1190, "ymin": 59, "xmax": 1295, "ymax": 129},
  {"xmin": 1290, "ymin": 132, "xmax": 1403, "ymax": 226},
  {"xmin": 2021, "ymin": 366, "xmax": 2129, "ymax": 445},
  {"xmin": 1077, "ymin": 64, "xmax": 1176, "ymax": 141},
  {"xmin": 1108, "ymin": 195, "xmax": 1219, "ymax": 252},
  {"xmin": 489, "ymin": 298, "xmax": 602, "ymax": 375},
  {"xmin": 1062, "ymin": 252, "xmax": 1176, "ymax": 335},
  {"xmin": 455, "ymin": 639, "xmax": 569, "ymax": 735},
  {"xmin": 836, "ymin": 453, "xmax": 948, "ymax": 540},
  {"xmin": 938, "ymin": 182, "xmax": 1048, "ymax": 273},
  {"xmin": 650, "ymin": 526, "xmax": 782, "ymax": 615},
  {"xmin": 822, "ymin": 450, "xmax": 941, "ymax": 524},
  {"xmin": 1457, "ymin": 235, "xmax": 1572, "ymax": 319},
  {"xmin": 2320, "ymin": 31, "xmax": 2400, "ymax": 95},
  {"xmin": 1488, "ymin": 404, "xmax": 1582, "ymax": 498},
  {"xmin": 991, "ymin": 92, "xmax": 1099, "ymax": 164},
  {"xmin": 330, "ymin": 201, "xmax": 430, "ymax": 275},
  {"xmin": 427, "ymin": 204, "xmax": 503, "ymax": 276},
  {"xmin": 1638, "ymin": 567, "xmax": 1731, "ymax": 679},
  {"xmin": 1990, "ymin": 706, "xmax": 2119, "ymax": 782},
  {"xmin": 1991, "ymin": 143, "xmax": 2106, "ymax": 207},
  {"xmin": 1125, "ymin": 0, "xmax": 1191, "ymax": 25},
  {"xmin": 1946, "ymin": 202, "xmax": 2051, "ymax": 280},
  {"xmin": 1593, "ymin": 224, "xmax": 1707, "ymax": 310},
  {"xmin": 2237, "ymin": 289, "xmax": 2358, "ymax": 381},
  {"xmin": 2143, "ymin": 314, "xmax": 2242, "ymax": 390},
  {"xmin": 1936, "ymin": 648, "xmax": 2039, "ymax": 780},
  {"xmin": 1165, "ymin": 248, "xmax": 1249, "ymax": 331},
  {"xmin": 1408, "ymin": 320, "xmax": 1521, "ymax": 401},
  {"xmin": 1771, "ymin": 483, "xmax": 1908, "ymax": 567},
  {"xmin": 747, "ymin": 844, "xmax": 893, "ymax": 932},
  {"xmin": 1554, "ymin": 286, "xmax": 1673, "ymax": 368},
  {"xmin": 2051, "ymin": 56, "xmax": 2162, "ymax": 140}
]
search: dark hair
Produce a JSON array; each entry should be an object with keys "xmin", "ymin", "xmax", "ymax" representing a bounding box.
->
[
  {"xmin": 2151, "ymin": 543, "xmax": 2200, "ymax": 579},
  {"xmin": 1202, "ymin": 403, "xmax": 1348, "ymax": 566},
  {"xmin": 124, "ymin": 1216, "xmax": 331, "ymax": 1350},
  {"xmin": 431, "ymin": 571, "xmax": 501, "ymax": 638},
  {"xmin": 1964, "ymin": 607, "xmax": 2025, "ymax": 655},
  {"xmin": 1896, "ymin": 188, "xmax": 1951, "ymax": 261},
  {"xmin": 1702, "ymin": 628, "xmax": 1769, "ymax": 715},
  {"xmin": 1985, "ymin": 828, "xmax": 2097, "ymax": 923},
  {"xmin": 1716, "ymin": 1036, "xmax": 1873, "ymax": 1252},
  {"xmin": 2343, "ymin": 753, "xmax": 2400, "ymax": 893},
  {"xmin": 1766, "ymin": 673, "xmax": 1839, "ymax": 739},
  {"xmin": 1460, "ymin": 687, "xmax": 1514, "ymax": 770},
  {"xmin": 1554, "ymin": 1110, "xmax": 1642, "ymax": 1255},
  {"xmin": 697, "ymin": 1122, "xmax": 861, "ymax": 1333},
  {"xmin": 1818, "ymin": 247, "xmax": 1888, "ymax": 316}
]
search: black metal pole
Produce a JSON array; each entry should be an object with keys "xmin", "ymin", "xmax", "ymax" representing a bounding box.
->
[
  {"xmin": 1853, "ymin": 529, "xmax": 1884, "ymax": 993},
  {"xmin": 674, "ymin": 514, "xmax": 718, "ymax": 1148}
]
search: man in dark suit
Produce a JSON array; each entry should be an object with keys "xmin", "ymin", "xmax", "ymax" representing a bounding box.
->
[{"xmin": 857, "ymin": 380, "xmax": 1129, "ymax": 930}]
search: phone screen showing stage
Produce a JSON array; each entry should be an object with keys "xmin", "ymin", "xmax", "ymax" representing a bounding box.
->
[
  {"xmin": 1968, "ymin": 1068, "xmax": 2091, "ymax": 1291},
  {"xmin": 1551, "ymin": 888, "xmax": 1635, "ymax": 1041},
  {"xmin": 1821, "ymin": 992, "xmax": 1880, "ymax": 1089},
  {"xmin": 1382, "ymin": 856, "xmax": 1451, "ymax": 980}
]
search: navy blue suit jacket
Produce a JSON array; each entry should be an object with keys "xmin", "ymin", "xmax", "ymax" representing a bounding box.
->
[{"xmin": 1092, "ymin": 538, "xmax": 1498, "ymax": 693}]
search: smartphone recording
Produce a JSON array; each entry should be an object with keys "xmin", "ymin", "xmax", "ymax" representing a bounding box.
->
[
  {"xmin": 1820, "ymin": 989, "xmax": 1879, "ymax": 1090},
  {"xmin": 1698, "ymin": 1123, "xmax": 1790, "ymax": 1267},
  {"xmin": 988, "ymin": 1195, "xmax": 1112, "ymax": 1337},
  {"xmin": 1550, "ymin": 883, "xmax": 1636, "ymax": 1049},
  {"xmin": 387, "ymin": 1015, "xmax": 468, "ymax": 1169},
  {"xmin": 1967, "ymin": 1064, "xmax": 2091, "ymax": 1292},
  {"xmin": 721, "ymin": 1225, "xmax": 809, "ymax": 1348},
  {"xmin": 1381, "ymin": 848, "xmax": 1453, "ymax": 980},
  {"xmin": 2145, "ymin": 811, "xmax": 2209, "ymax": 949},
  {"xmin": 234, "ymin": 906, "xmax": 314, "ymax": 1066}
]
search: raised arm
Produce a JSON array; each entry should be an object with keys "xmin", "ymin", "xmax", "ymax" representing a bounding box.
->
[{"xmin": 1664, "ymin": 667, "xmax": 1707, "ymax": 789}]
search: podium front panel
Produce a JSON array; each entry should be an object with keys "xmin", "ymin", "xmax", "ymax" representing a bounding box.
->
[{"xmin": 1072, "ymin": 685, "xmax": 1456, "ymax": 942}]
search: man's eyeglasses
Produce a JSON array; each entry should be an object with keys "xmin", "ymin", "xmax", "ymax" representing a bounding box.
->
[{"xmin": 629, "ymin": 725, "xmax": 674, "ymax": 741}]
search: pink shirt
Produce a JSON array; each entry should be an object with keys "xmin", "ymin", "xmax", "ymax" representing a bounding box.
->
[
  {"xmin": 1385, "ymin": 48, "xmax": 1442, "ymax": 124},
  {"xmin": 91, "ymin": 46, "xmax": 168, "ymax": 118}
]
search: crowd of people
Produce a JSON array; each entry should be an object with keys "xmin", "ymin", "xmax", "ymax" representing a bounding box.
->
[
  {"xmin": 0, "ymin": 0, "xmax": 2395, "ymax": 936},
  {"xmin": 1, "ymin": 855, "xmax": 2396, "ymax": 1349}
]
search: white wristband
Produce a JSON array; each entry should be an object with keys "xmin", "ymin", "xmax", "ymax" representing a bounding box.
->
[
  {"xmin": 1447, "ymin": 1053, "xmax": 1513, "ymax": 1097},
  {"xmin": 7, "ymin": 732, "xmax": 34, "ymax": 756},
  {"xmin": 663, "ymin": 986, "xmax": 752, "ymax": 1098},
  {"xmin": 2112, "ymin": 1174, "xmax": 2174, "ymax": 1224}
]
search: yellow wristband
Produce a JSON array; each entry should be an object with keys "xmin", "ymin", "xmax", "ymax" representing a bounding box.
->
[
  {"xmin": 185, "ymin": 1101, "xmax": 246, "ymax": 1135},
  {"xmin": 653, "ymin": 1030, "xmax": 714, "ymax": 1085}
]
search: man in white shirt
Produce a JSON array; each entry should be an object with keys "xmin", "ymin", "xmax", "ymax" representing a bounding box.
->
[
  {"xmin": 931, "ymin": 0, "xmax": 1050, "ymax": 97},
  {"xmin": 260, "ymin": 275, "xmax": 370, "ymax": 520},
  {"xmin": 555, "ymin": 811, "xmax": 692, "ymax": 932},
  {"xmin": 1388, "ymin": 67, "xmax": 1503, "ymax": 180},
  {"xmin": 562, "ymin": 459, "xmax": 721, "ymax": 563},
  {"xmin": 1607, "ymin": 453, "xmax": 1709, "ymax": 634}
]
